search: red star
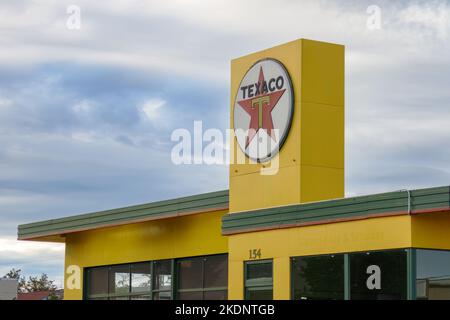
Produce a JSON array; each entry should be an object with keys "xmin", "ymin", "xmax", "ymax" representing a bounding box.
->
[{"xmin": 237, "ymin": 67, "xmax": 285, "ymax": 148}]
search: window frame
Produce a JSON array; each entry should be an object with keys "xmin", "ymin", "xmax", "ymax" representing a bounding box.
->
[
  {"xmin": 84, "ymin": 260, "xmax": 172, "ymax": 300},
  {"xmin": 176, "ymin": 254, "xmax": 228, "ymax": 300},
  {"xmin": 290, "ymin": 248, "xmax": 413, "ymax": 300},
  {"xmin": 84, "ymin": 254, "xmax": 228, "ymax": 300},
  {"xmin": 290, "ymin": 253, "xmax": 345, "ymax": 300},
  {"xmin": 244, "ymin": 259, "xmax": 273, "ymax": 300}
]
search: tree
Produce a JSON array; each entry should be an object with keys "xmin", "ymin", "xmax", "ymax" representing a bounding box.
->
[
  {"xmin": 3, "ymin": 268, "xmax": 26, "ymax": 293},
  {"xmin": 27, "ymin": 273, "xmax": 57, "ymax": 291}
]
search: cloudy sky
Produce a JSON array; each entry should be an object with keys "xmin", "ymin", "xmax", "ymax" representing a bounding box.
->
[{"xmin": 1, "ymin": 0, "xmax": 450, "ymax": 288}]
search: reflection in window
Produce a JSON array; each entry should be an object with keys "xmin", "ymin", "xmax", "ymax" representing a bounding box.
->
[
  {"xmin": 153, "ymin": 291, "xmax": 172, "ymax": 300},
  {"xmin": 245, "ymin": 260, "xmax": 273, "ymax": 300},
  {"xmin": 130, "ymin": 295, "xmax": 151, "ymax": 300},
  {"xmin": 153, "ymin": 260, "xmax": 172, "ymax": 300},
  {"xmin": 246, "ymin": 288, "xmax": 273, "ymax": 300},
  {"xmin": 350, "ymin": 250, "xmax": 407, "ymax": 300},
  {"xmin": 131, "ymin": 263, "xmax": 151, "ymax": 293},
  {"xmin": 109, "ymin": 265, "xmax": 130, "ymax": 296},
  {"xmin": 416, "ymin": 249, "xmax": 450, "ymax": 300},
  {"xmin": 292, "ymin": 254, "xmax": 344, "ymax": 300},
  {"xmin": 85, "ymin": 255, "xmax": 227, "ymax": 300}
]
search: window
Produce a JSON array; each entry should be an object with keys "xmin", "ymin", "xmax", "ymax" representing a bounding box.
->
[
  {"xmin": 153, "ymin": 260, "xmax": 172, "ymax": 300},
  {"xmin": 177, "ymin": 254, "xmax": 228, "ymax": 300},
  {"xmin": 245, "ymin": 260, "xmax": 273, "ymax": 300},
  {"xmin": 109, "ymin": 264, "xmax": 130, "ymax": 297},
  {"xmin": 131, "ymin": 262, "xmax": 151, "ymax": 293},
  {"xmin": 349, "ymin": 249, "xmax": 407, "ymax": 300},
  {"xmin": 292, "ymin": 254, "xmax": 344, "ymax": 300},
  {"xmin": 416, "ymin": 249, "xmax": 450, "ymax": 300},
  {"xmin": 84, "ymin": 255, "xmax": 228, "ymax": 300},
  {"xmin": 86, "ymin": 262, "xmax": 153, "ymax": 300},
  {"xmin": 86, "ymin": 266, "xmax": 108, "ymax": 298},
  {"xmin": 291, "ymin": 249, "xmax": 408, "ymax": 300}
]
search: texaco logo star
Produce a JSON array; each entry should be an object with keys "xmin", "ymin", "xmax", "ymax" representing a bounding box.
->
[
  {"xmin": 233, "ymin": 58, "xmax": 294, "ymax": 162},
  {"xmin": 237, "ymin": 67, "xmax": 286, "ymax": 148}
]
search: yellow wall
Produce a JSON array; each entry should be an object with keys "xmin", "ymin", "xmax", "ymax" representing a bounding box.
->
[
  {"xmin": 229, "ymin": 39, "xmax": 344, "ymax": 212},
  {"xmin": 411, "ymin": 211, "xmax": 450, "ymax": 250},
  {"xmin": 228, "ymin": 215, "xmax": 412, "ymax": 300},
  {"xmin": 64, "ymin": 210, "xmax": 228, "ymax": 300},
  {"xmin": 227, "ymin": 38, "xmax": 346, "ymax": 300}
]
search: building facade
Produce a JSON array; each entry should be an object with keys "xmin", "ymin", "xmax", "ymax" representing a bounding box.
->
[
  {"xmin": 18, "ymin": 39, "xmax": 450, "ymax": 300},
  {"xmin": 0, "ymin": 278, "xmax": 18, "ymax": 300}
]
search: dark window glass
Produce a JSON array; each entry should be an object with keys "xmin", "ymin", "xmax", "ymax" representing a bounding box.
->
[
  {"xmin": 245, "ymin": 288, "xmax": 273, "ymax": 300},
  {"xmin": 131, "ymin": 262, "xmax": 151, "ymax": 293},
  {"xmin": 246, "ymin": 263, "xmax": 272, "ymax": 281},
  {"xmin": 350, "ymin": 250, "xmax": 407, "ymax": 300},
  {"xmin": 204, "ymin": 255, "xmax": 228, "ymax": 288},
  {"xmin": 177, "ymin": 255, "xmax": 228, "ymax": 300},
  {"xmin": 87, "ymin": 267, "xmax": 108, "ymax": 297},
  {"xmin": 178, "ymin": 291, "xmax": 203, "ymax": 300},
  {"xmin": 245, "ymin": 261, "xmax": 273, "ymax": 300},
  {"xmin": 204, "ymin": 290, "xmax": 227, "ymax": 300},
  {"xmin": 153, "ymin": 260, "xmax": 172, "ymax": 291},
  {"xmin": 109, "ymin": 265, "xmax": 130, "ymax": 295},
  {"xmin": 178, "ymin": 257, "xmax": 203, "ymax": 290},
  {"xmin": 292, "ymin": 254, "xmax": 344, "ymax": 300},
  {"xmin": 153, "ymin": 291, "xmax": 172, "ymax": 300},
  {"xmin": 416, "ymin": 249, "xmax": 450, "ymax": 300}
]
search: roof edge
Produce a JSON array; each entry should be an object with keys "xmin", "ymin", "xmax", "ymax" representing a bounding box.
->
[{"xmin": 18, "ymin": 189, "xmax": 229, "ymax": 242}]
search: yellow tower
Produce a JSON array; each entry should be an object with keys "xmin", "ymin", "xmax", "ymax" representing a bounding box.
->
[
  {"xmin": 229, "ymin": 39, "xmax": 345, "ymax": 213},
  {"xmin": 227, "ymin": 39, "xmax": 345, "ymax": 299}
]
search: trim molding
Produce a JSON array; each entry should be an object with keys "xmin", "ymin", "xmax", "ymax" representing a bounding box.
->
[
  {"xmin": 18, "ymin": 190, "xmax": 229, "ymax": 241},
  {"xmin": 222, "ymin": 186, "xmax": 450, "ymax": 235}
]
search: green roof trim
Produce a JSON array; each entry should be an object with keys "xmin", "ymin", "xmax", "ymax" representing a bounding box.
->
[
  {"xmin": 18, "ymin": 185, "xmax": 450, "ymax": 241},
  {"xmin": 18, "ymin": 190, "xmax": 229, "ymax": 240},
  {"xmin": 222, "ymin": 186, "xmax": 450, "ymax": 235}
]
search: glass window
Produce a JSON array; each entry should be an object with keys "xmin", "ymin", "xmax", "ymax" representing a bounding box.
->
[
  {"xmin": 131, "ymin": 262, "xmax": 151, "ymax": 293},
  {"xmin": 204, "ymin": 254, "xmax": 228, "ymax": 288},
  {"xmin": 153, "ymin": 260, "xmax": 172, "ymax": 300},
  {"xmin": 204, "ymin": 290, "xmax": 227, "ymax": 300},
  {"xmin": 153, "ymin": 260, "xmax": 172, "ymax": 291},
  {"xmin": 109, "ymin": 296, "xmax": 129, "ymax": 300},
  {"xmin": 178, "ymin": 257, "xmax": 203, "ymax": 290},
  {"xmin": 350, "ymin": 249, "xmax": 407, "ymax": 300},
  {"xmin": 109, "ymin": 265, "xmax": 130, "ymax": 296},
  {"xmin": 84, "ymin": 255, "xmax": 228, "ymax": 300},
  {"xmin": 245, "ymin": 260, "xmax": 273, "ymax": 300},
  {"xmin": 416, "ymin": 249, "xmax": 450, "ymax": 300},
  {"xmin": 153, "ymin": 291, "xmax": 172, "ymax": 300},
  {"xmin": 86, "ymin": 267, "xmax": 108, "ymax": 297},
  {"xmin": 130, "ymin": 295, "xmax": 151, "ymax": 300},
  {"xmin": 178, "ymin": 291, "xmax": 203, "ymax": 300},
  {"xmin": 177, "ymin": 254, "xmax": 228, "ymax": 300},
  {"xmin": 292, "ymin": 254, "xmax": 344, "ymax": 300},
  {"xmin": 245, "ymin": 288, "xmax": 273, "ymax": 300}
]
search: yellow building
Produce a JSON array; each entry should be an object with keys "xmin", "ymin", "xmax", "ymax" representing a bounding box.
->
[{"xmin": 18, "ymin": 39, "xmax": 450, "ymax": 300}]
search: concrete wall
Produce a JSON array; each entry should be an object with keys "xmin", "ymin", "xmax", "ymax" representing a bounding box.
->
[{"xmin": 0, "ymin": 278, "xmax": 18, "ymax": 300}]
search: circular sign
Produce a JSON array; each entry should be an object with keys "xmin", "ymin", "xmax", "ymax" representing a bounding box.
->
[{"xmin": 233, "ymin": 58, "xmax": 294, "ymax": 162}]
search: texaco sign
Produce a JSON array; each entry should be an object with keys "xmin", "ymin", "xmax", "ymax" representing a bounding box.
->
[{"xmin": 233, "ymin": 58, "xmax": 294, "ymax": 162}]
